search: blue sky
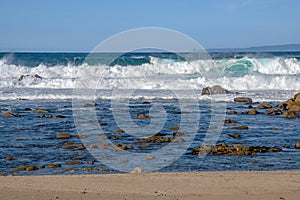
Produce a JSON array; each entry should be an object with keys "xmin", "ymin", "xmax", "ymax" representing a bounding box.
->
[{"xmin": 0, "ymin": 0, "xmax": 299, "ymax": 51}]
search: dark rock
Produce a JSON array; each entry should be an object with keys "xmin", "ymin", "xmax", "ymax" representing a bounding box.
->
[
  {"xmin": 223, "ymin": 119, "xmax": 237, "ymax": 124},
  {"xmin": 2, "ymin": 112, "xmax": 19, "ymax": 118},
  {"xmin": 51, "ymin": 115, "xmax": 66, "ymax": 118},
  {"xmin": 34, "ymin": 74, "xmax": 43, "ymax": 79},
  {"xmin": 283, "ymin": 111, "xmax": 298, "ymax": 119},
  {"xmin": 263, "ymin": 163, "xmax": 274, "ymax": 167},
  {"xmin": 256, "ymin": 103, "xmax": 272, "ymax": 109},
  {"xmin": 265, "ymin": 108, "xmax": 282, "ymax": 115},
  {"xmin": 98, "ymin": 123, "xmax": 108, "ymax": 126},
  {"xmin": 237, "ymin": 111, "xmax": 244, "ymax": 115},
  {"xmin": 282, "ymin": 145, "xmax": 290, "ymax": 149},
  {"xmin": 231, "ymin": 125, "xmax": 249, "ymax": 130},
  {"xmin": 18, "ymin": 75, "xmax": 29, "ymax": 81},
  {"xmin": 247, "ymin": 109, "xmax": 259, "ymax": 115},
  {"xmin": 202, "ymin": 85, "xmax": 231, "ymax": 95},
  {"xmin": 234, "ymin": 97, "xmax": 253, "ymax": 104}
]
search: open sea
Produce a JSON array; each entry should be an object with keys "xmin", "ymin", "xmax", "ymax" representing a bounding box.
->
[{"xmin": 0, "ymin": 51, "xmax": 300, "ymax": 175}]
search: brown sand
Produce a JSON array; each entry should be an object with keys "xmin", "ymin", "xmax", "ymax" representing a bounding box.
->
[{"xmin": 1, "ymin": 171, "xmax": 300, "ymax": 200}]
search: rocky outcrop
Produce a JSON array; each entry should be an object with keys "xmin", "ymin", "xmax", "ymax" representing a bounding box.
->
[
  {"xmin": 278, "ymin": 93, "xmax": 300, "ymax": 112},
  {"xmin": 202, "ymin": 85, "xmax": 231, "ymax": 95},
  {"xmin": 231, "ymin": 125, "xmax": 248, "ymax": 130},
  {"xmin": 138, "ymin": 135, "xmax": 184, "ymax": 143},
  {"xmin": 283, "ymin": 111, "xmax": 298, "ymax": 119}
]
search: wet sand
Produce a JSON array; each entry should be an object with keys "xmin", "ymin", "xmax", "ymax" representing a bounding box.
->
[{"xmin": 1, "ymin": 170, "xmax": 300, "ymax": 200}]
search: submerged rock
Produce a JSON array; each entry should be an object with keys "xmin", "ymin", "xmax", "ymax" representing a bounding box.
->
[
  {"xmin": 231, "ymin": 125, "xmax": 248, "ymax": 130},
  {"xmin": 2, "ymin": 112, "xmax": 19, "ymax": 118},
  {"xmin": 223, "ymin": 119, "xmax": 238, "ymax": 124},
  {"xmin": 48, "ymin": 163, "xmax": 62, "ymax": 168},
  {"xmin": 202, "ymin": 85, "xmax": 231, "ymax": 95},
  {"xmin": 227, "ymin": 111, "xmax": 237, "ymax": 115},
  {"xmin": 114, "ymin": 144, "xmax": 133, "ymax": 150},
  {"xmin": 228, "ymin": 134, "xmax": 241, "ymax": 139},
  {"xmin": 168, "ymin": 126, "xmax": 180, "ymax": 131},
  {"xmin": 36, "ymin": 109, "xmax": 49, "ymax": 113}
]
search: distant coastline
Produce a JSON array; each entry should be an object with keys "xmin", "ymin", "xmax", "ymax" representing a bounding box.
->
[{"xmin": 208, "ymin": 44, "xmax": 300, "ymax": 52}]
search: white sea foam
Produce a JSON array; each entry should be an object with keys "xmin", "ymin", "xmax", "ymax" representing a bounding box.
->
[{"xmin": 0, "ymin": 56, "xmax": 299, "ymax": 100}]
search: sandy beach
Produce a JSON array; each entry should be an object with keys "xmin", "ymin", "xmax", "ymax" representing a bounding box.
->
[{"xmin": 1, "ymin": 170, "xmax": 300, "ymax": 200}]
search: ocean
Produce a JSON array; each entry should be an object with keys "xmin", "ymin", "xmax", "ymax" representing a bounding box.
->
[{"xmin": 0, "ymin": 51, "xmax": 300, "ymax": 175}]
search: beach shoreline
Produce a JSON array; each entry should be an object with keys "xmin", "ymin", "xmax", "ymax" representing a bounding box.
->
[{"xmin": 1, "ymin": 170, "xmax": 300, "ymax": 200}]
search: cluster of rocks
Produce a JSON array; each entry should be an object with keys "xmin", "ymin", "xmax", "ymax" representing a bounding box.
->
[
  {"xmin": 192, "ymin": 143, "xmax": 282, "ymax": 156},
  {"xmin": 231, "ymin": 93, "xmax": 300, "ymax": 119},
  {"xmin": 138, "ymin": 135, "xmax": 184, "ymax": 143},
  {"xmin": 2, "ymin": 108, "xmax": 65, "ymax": 119},
  {"xmin": 11, "ymin": 163, "xmax": 61, "ymax": 172}
]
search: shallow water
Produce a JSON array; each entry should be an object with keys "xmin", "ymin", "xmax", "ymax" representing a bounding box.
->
[{"xmin": 1, "ymin": 93, "xmax": 300, "ymax": 175}]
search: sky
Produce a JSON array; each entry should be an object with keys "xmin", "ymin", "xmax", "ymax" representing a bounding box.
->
[{"xmin": 0, "ymin": 0, "xmax": 299, "ymax": 51}]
